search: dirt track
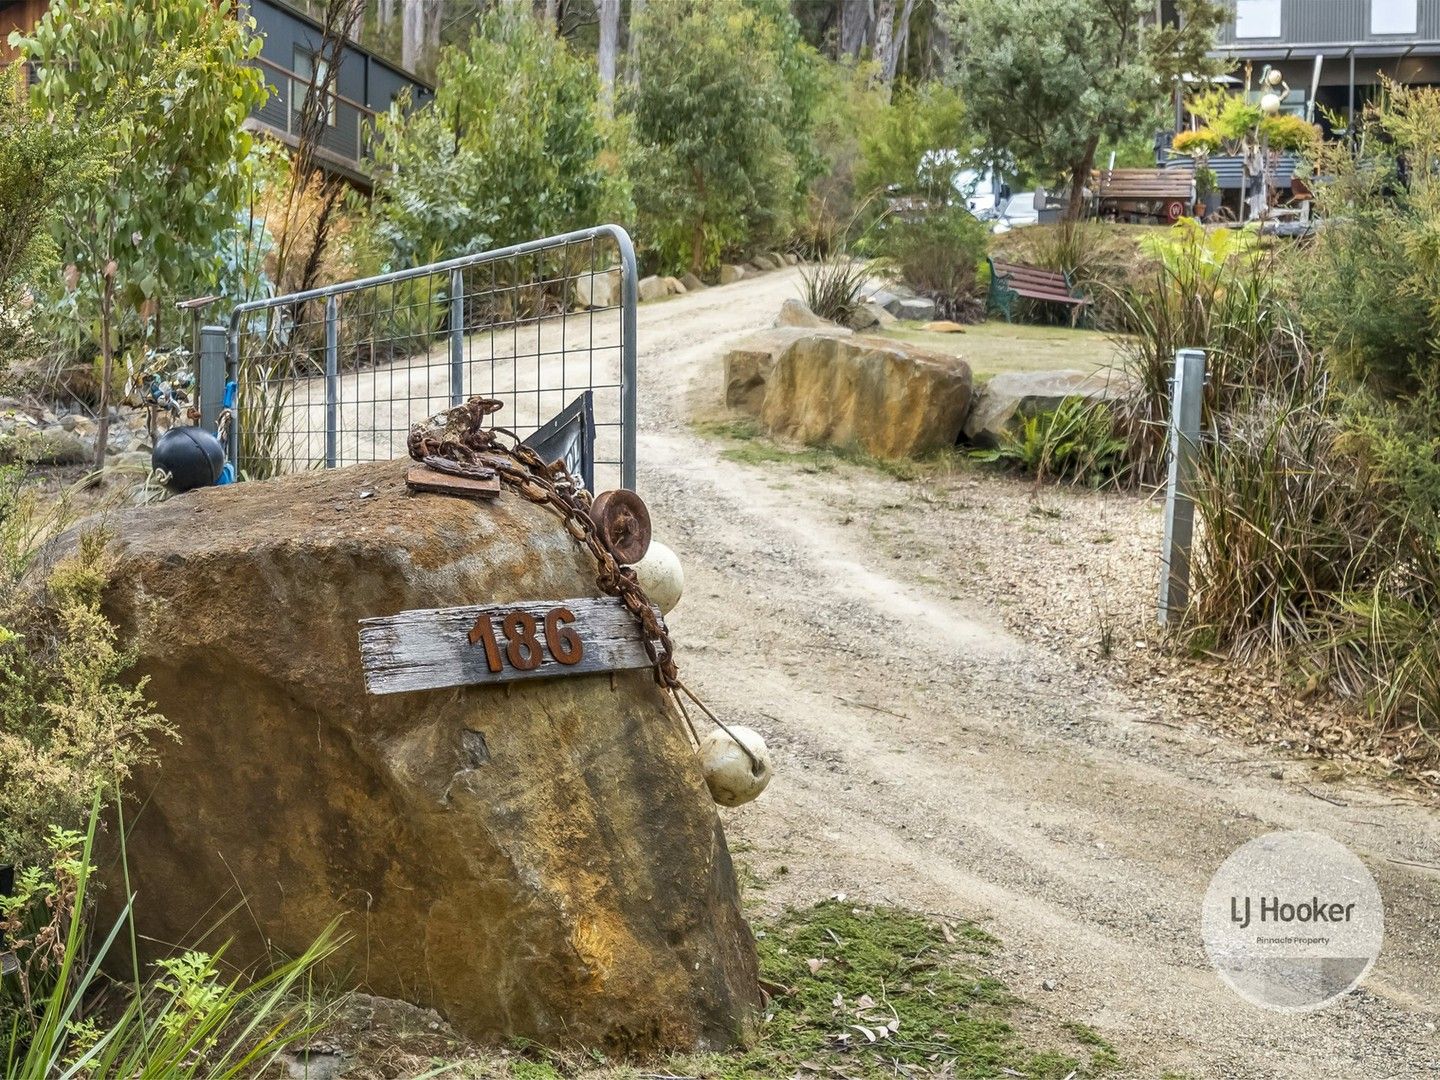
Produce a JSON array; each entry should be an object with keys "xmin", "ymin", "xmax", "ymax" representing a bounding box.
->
[{"xmin": 627, "ymin": 269, "xmax": 1440, "ymax": 1079}]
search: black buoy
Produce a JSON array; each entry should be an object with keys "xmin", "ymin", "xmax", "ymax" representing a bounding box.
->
[{"xmin": 152, "ymin": 425, "xmax": 226, "ymax": 492}]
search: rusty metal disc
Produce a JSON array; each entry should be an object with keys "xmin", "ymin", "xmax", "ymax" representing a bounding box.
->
[{"xmin": 590, "ymin": 489, "xmax": 652, "ymax": 565}]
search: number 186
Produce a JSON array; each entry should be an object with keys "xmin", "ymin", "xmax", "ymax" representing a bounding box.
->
[{"xmin": 467, "ymin": 607, "xmax": 584, "ymax": 673}]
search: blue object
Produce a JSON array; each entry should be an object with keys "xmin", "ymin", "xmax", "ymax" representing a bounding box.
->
[{"xmin": 218, "ymin": 462, "xmax": 236, "ymax": 485}]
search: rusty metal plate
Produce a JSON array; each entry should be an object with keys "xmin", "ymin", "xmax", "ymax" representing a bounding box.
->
[{"xmin": 589, "ymin": 489, "xmax": 652, "ymax": 565}]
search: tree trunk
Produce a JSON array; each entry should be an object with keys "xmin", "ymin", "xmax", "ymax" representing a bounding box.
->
[
  {"xmin": 94, "ymin": 272, "xmax": 115, "ymax": 471},
  {"xmin": 873, "ymin": 0, "xmax": 895, "ymax": 77},
  {"xmin": 401, "ymin": 0, "xmax": 438, "ymax": 73},
  {"xmin": 1065, "ymin": 135, "xmax": 1101, "ymax": 221},
  {"xmin": 882, "ymin": 0, "xmax": 916, "ymax": 84},
  {"xmin": 839, "ymin": 0, "xmax": 873, "ymax": 59},
  {"xmin": 377, "ymin": 0, "xmax": 395, "ymax": 27},
  {"xmin": 541, "ymin": 0, "xmax": 560, "ymax": 28},
  {"xmin": 596, "ymin": 0, "xmax": 620, "ymax": 116}
]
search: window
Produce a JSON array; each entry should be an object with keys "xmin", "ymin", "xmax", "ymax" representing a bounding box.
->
[
  {"xmin": 1371, "ymin": 0, "xmax": 1418, "ymax": 34},
  {"xmin": 1235, "ymin": 0, "xmax": 1281, "ymax": 38},
  {"xmin": 292, "ymin": 47, "xmax": 337, "ymax": 128}
]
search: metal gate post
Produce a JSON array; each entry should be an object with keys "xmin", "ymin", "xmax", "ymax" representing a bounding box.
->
[
  {"xmin": 197, "ymin": 325, "xmax": 227, "ymax": 433},
  {"xmin": 324, "ymin": 295, "xmax": 339, "ymax": 468},
  {"xmin": 1158, "ymin": 348, "xmax": 1205, "ymax": 625},
  {"xmin": 613, "ymin": 228, "xmax": 639, "ymax": 492},
  {"xmin": 449, "ymin": 268, "xmax": 465, "ymax": 406}
]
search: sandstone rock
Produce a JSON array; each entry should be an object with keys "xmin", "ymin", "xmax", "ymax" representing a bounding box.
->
[
  {"xmin": 109, "ymin": 449, "xmax": 155, "ymax": 472},
  {"xmin": 921, "ymin": 321, "xmax": 967, "ymax": 334},
  {"xmin": 775, "ymin": 298, "xmax": 840, "ymax": 330},
  {"xmin": 845, "ymin": 302, "xmax": 896, "ymax": 331},
  {"xmin": 723, "ymin": 325, "xmax": 851, "ymax": 415},
  {"xmin": 750, "ymin": 255, "xmax": 776, "ymax": 272},
  {"xmin": 0, "ymin": 426, "xmax": 88, "ymax": 465},
  {"xmin": 743, "ymin": 262, "xmax": 764, "ymax": 274},
  {"xmin": 963, "ymin": 369, "xmax": 1131, "ymax": 448},
  {"xmin": 783, "ymin": 253, "xmax": 800, "ymax": 266},
  {"xmin": 65, "ymin": 462, "xmax": 759, "ymax": 1053},
  {"xmin": 885, "ymin": 296, "xmax": 937, "ymax": 321},
  {"xmin": 767, "ymin": 252, "xmax": 787, "ymax": 270},
  {"xmin": 724, "ymin": 330, "xmax": 971, "ymax": 458},
  {"xmin": 718, "ymin": 264, "xmax": 746, "ymax": 285},
  {"xmin": 573, "ymin": 269, "xmax": 620, "ymax": 309},
  {"xmin": 638, "ymin": 275, "xmax": 668, "ymax": 302},
  {"xmin": 681, "ymin": 272, "xmax": 706, "ymax": 292},
  {"xmin": 663, "ymin": 276, "xmax": 686, "ymax": 295}
]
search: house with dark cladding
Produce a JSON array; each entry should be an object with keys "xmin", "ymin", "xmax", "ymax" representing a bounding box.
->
[
  {"xmin": 0, "ymin": 0, "xmax": 433, "ymax": 189},
  {"xmin": 1155, "ymin": 0, "xmax": 1440, "ymax": 214}
]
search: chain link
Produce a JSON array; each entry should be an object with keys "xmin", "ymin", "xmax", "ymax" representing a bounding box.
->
[{"xmin": 408, "ymin": 396, "xmax": 680, "ymax": 688}]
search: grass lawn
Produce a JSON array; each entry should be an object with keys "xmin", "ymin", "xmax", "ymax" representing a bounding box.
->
[{"xmin": 877, "ymin": 319, "xmax": 1125, "ymax": 382}]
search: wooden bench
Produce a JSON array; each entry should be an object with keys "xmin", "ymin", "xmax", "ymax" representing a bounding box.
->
[{"xmin": 986, "ymin": 258, "xmax": 1089, "ymax": 326}]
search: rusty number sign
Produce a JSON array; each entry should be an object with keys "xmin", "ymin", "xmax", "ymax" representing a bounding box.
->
[
  {"xmin": 466, "ymin": 606, "xmax": 583, "ymax": 673},
  {"xmin": 359, "ymin": 597, "xmax": 656, "ymax": 695}
]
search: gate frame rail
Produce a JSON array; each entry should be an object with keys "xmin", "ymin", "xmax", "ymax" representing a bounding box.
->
[{"xmin": 217, "ymin": 224, "xmax": 640, "ymax": 491}]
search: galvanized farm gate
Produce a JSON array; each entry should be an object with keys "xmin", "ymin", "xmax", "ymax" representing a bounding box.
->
[{"xmin": 198, "ymin": 225, "xmax": 638, "ymax": 492}]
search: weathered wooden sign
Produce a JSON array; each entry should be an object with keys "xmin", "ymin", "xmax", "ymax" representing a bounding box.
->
[
  {"xmin": 359, "ymin": 596, "xmax": 655, "ymax": 695},
  {"xmin": 522, "ymin": 391, "xmax": 596, "ymax": 493}
]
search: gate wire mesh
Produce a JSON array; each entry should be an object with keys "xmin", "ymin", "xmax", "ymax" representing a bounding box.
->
[{"xmin": 225, "ymin": 225, "xmax": 638, "ymax": 492}]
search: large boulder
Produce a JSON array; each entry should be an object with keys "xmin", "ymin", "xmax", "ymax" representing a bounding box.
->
[
  {"xmin": 638, "ymin": 274, "xmax": 668, "ymax": 302},
  {"xmin": 963, "ymin": 369, "xmax": 1131, "ymax": 447},
  {"xmin": 886, "ymin": 296, "xmax": 937, "ymax": 321},
  {"xmin": 573, "ymin": 269, "xmax": 620, "ymax": 309},
  {"xmin": 724, "ymin": 331, "xmax": 971, "ymax": 459},
  {"xmin": 723, "ymin": 326, "xmax": 849, "ymax": 415},
  {"xmin": 718, "ymin": 264, "xmax": 746, "ymax": 285},
  {"xmin": 0, "ymin": 425, "xmax": 89, "ymax": 465},
  {"xmin": 844, "ymin": 301, "xmax": 896, "ymax": 332},
  {"xmin": 775, "ymin": 298, "xmax": 841, "ymax": 330},
  {"xmin": 62, "ymin": 461, "xmax": 758, "ymax": 1054},
  {"xmin": 681, "ymin": 272, "xmax": 707, "ymax": 292}
]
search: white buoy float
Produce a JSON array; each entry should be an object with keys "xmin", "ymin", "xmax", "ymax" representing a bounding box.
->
[
  {"xmin": 698, "ymin": 725, "xmax": 772, "ymax": 807},
  {"xmin": 631, "ymin": 540, "xmax": 684, "ymax": 614}
]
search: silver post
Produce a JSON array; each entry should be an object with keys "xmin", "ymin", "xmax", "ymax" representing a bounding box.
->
[
  {"xmin": 197, "ymin": 326, "xmax": 227, "ymax": 433},
  {"xmin": 449, "ymin": 268, "xmax": 464, "ymax": 406},
  {"xmin": 325, "ymin": 295, "xmax": 339, "ymax": 469},
  {"xmin": 615, "ymin": 230, "xmax": 639, "ymax": 492},
  {"xmin": 1159, "ymin": 348, "xmax": 1205, "ymax": 625}
]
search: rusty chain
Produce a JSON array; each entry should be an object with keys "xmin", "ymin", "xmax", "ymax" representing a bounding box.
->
[
  {"xmin": 408, "ymin": 396, "xmax": 763, "ymax": 775},
  {"xmin": 408, "ymin": 396, "xmax": 679, "ymax": 687}
]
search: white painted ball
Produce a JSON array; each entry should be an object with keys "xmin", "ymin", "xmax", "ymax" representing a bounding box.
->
[
  {"xmin": 1260, "ymin": 92, "xmax": 1282, "ymax": 115},
  {"xmin": 632, "ymin": 540, "xmax": 683, "ymax": 614},
  {"xmin": 699, "ymin": 725, "xmax": 772, "ymax": 807},
  {"xmin": 1265, "ymin": 67, "xmax": 1284, "ymax": 87}
]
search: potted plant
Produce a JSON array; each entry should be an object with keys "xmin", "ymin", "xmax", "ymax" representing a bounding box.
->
[{"xmin": 1195, "ymin": 165, "xmax": 1220, "ymax": 216}]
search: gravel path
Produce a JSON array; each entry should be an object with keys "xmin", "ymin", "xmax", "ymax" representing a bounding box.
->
[{"xmin": 628, "ymin": 268, "xmax": 1440, "ymax": 1079}]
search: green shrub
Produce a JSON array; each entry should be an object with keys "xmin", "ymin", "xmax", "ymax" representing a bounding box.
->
[
  {"xmin": 370, "ymin": 8, "xmax": 623, "ymax": 265},
  {"xmin": 621, "ymin": 0, "xmax": 808, "ymax": 274},
  {"xmin": 873, "ymin": 206, "xmax": 988, "ymax": 321},
  {"xmin": 799, "ymin": 258, "xmax": 868, "ymax": 324},
  {"xmin": 1108, "ymin": 219, "xmax": 1296, "ymax": 486},
  {"xmin": 1297, "ymin": 81, "xmax": 1440, "ymax": 395},
  {"xmin": 1, "ymin": 805, "xmax": 343, "ymax": 1077},
  {"xmin": 855, "ymin": 82, "xmax": 969, "ymax": 206},
  {"xmin": 0, "ymin": 484, "xmax": 172, "ymax": 868},
  {"xmin": 974, "ymin": 398, "xmax": 1125, "ymax": 487}
]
